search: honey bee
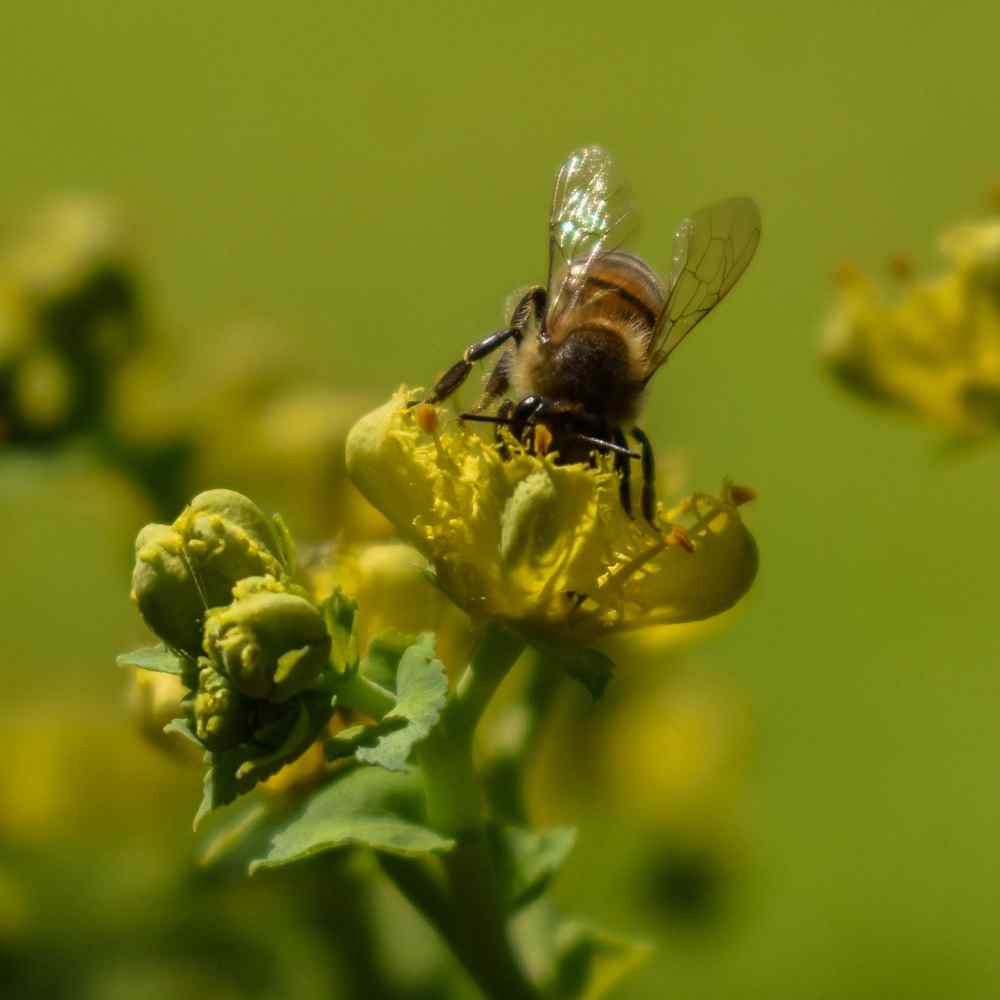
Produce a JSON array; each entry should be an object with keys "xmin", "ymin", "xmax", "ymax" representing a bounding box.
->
[{"xmin": 415, "ymin": 145, "xmax": 761, "ymax": 523}]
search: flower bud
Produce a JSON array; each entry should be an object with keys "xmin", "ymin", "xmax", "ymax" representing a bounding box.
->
[
  {"xmin": 203, "ymin": 579, "xmax": 330, "ymax": 702},
  {"xmin": 131, "ymin": 523, "xmax": 206, "ymax": 655},
  {"xmin": 194, "ymin": 659, "xmax": 253, "ymax": 751},
  {"xmin": 130, "ymin": 490, "xmax": 291, "ymax": 655},
  {"xmin": 177, "ymin": 489, "xmax": 291, "ymax": 597}
]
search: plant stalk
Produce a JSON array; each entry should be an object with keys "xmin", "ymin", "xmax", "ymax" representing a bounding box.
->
[{"xmin": 416, "ymin": 622, "xmax": 539, "ymax": 1000}]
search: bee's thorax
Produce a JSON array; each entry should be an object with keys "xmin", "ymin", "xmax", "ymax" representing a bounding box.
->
[
  {"xmin": 515, "ymin": 325, "xmax": 647, "ymax": 425},
  {"xmin": 510, "ymin": 251, "xmax": 663, "ymax": 424}
]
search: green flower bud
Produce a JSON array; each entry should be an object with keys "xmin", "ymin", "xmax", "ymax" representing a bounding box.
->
[
  {"xmin": 203, "ymin": 580, "xmax": 330, "ymax": 703},
  {"xmin": 177, "ymin": 490, "xmax": 291, "ymax": 606},
  {"xmin": 194, "ymin": 659, "xmax": 253, "ymax": 751},
  {"xmin": 130, "ymin": 490, "xmax": 291, "ymax": 656},
  {"xmin": 131, "ymin": 523, "xmax": 205, "ymax": 655}
]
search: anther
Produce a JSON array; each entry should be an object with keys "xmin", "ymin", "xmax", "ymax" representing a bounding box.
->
[
  {"xmin": 413, "ymin": 403, "xmax": 439, "ymax": 435},
  {"xmin": 728, "ymin": 483, "xmax": 757, "ymax": 506},
  {"xmin": 533, "ymin": 424, "xmax": 553, "ymax": 456},
  {"xmin": 667, "ymin": 525, "xmax": 695, "ymax": 553}
]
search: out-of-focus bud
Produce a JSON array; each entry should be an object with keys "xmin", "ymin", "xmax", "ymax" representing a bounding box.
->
[
  {"xmin": 0, "ymin": 284, "xmax": 33, "ymax": 367},
  {"xmin": 194, "ymin": 659, "xmax": 253, "ymax": 751},
  {"xmin": 303, "ymin": 541, "xmax": 476, "ymax": 677},
  {"xmin": 203, "ymin": 577, "xmax": 330, "ymax": 702},
  {"xmin": 126, "ymin": 669, "xmax": 198, "ymax": 760},
  {"xmin": 9, "ymin": 349, "xmax": 75, "ymax": 433},
  {"xmin": 130, "ymin": 490, "xmax": 291, "ymax": 655},
  {"xmin": 214, "ymin": 385, "xmax": 392, "ymax": 542},
  {"xmin": 5, "ymin": 196, "xmax": 141, "ymax": 351}
]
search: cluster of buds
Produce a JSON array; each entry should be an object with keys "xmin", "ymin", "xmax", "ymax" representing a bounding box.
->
[
  {"xmin": 130, "ymin": 489, "xmax": 332, "ymax": 755},
  {"xmin": 0, "ymin": 197, "xmax": 144, "ymax": 445},
  {"xmin": 822, "ymin": 210, "xmax": 1000, "ymax": 437}
]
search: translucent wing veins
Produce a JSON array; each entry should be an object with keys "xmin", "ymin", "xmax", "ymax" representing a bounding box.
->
[
  {"xmin": 646, "ymin": 197, "xmax": 761, "ymax": 371},
  {"xmin": 546, "ymin": 146, "xmax": 639, "ymax": 323}
]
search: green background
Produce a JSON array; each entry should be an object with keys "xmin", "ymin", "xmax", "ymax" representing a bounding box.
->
[{"xmin": 3, "ymin": 1, "xmax": 1000, "ymax": 997}]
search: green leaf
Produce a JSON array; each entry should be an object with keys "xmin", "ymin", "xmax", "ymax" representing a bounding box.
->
[
  {"xmin": 550, "ymin": 922, "xmax": 651, "ymax": 1000},
  {"xmin": 196, "ymin": 796, "xmax": 273, "ymax": 868},
  {"xmin": 359, "ymin": 629, "xmax": 416, "ymax": 691},
  {"xmin": 248, "ymin": 765, "xmax": 454, "ymax": 873},
  {"xmin": 163, "ymin": 716, "xmax": 201, "ymax": 747},
  {"xmin": 532, "ymin": 641, "xmax": 614, "ymax": 702},
  {"xmin": 355, "ymin": 633, "xmax": 448, "ymax": 772},
  {"xmin": 323, "ymin": 588, "xmax": 359, "ymax": 674},
  {"xmin": 490, "ymin": 825, "xmax": 577, "ymax": 911},
  {"xmin": 194, "ymin": 748, "xmax": 243, "ymax": 831},
  {"xmin": 514, "ymin": 905, "xmax": 650, "ymax": 1000},
  {"xmin": 116, "ymin": 644, "xmax": 185, "ymax": 676},
  {"xmin": 193, "ymin": 690, "xmax": 335, "ymax": 830},
  {"xmin": 324, "ymin": 718, "xmax": 407, "ymax": 761},
  {"xmin": 235, "ymin": 699, "xmax": 312, "ymax": 785}
]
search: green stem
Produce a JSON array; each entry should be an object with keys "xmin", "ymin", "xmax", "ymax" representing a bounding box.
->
[
  {"xmin": 480, "ymin": 648, "xmax": 563, "ymax": 824},
  {"xmin": 333, "ymin": 670, "xmax": 396, "ymax": 720},
  {"xmin": 416, "ymin": 622, "xmax": 539, "ymax": 1000},
  {"xmin": 450, "ymin": 624, "xmax": 529, "ymax": 743}
]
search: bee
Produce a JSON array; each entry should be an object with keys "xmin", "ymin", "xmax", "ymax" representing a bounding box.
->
[{"xmin": 414, "ymin": 145, "xmax": 761, "ymax": 523}]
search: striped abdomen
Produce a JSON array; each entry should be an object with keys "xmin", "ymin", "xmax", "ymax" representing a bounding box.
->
[{"xmin": 547, "ymin": 250, "xmax": 666, "ymax": 347}]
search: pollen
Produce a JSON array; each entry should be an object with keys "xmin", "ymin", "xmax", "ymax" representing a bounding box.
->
[
  {"xmin": 667, "ymin": 525, "xmax": 696, "ymax": 553},
  {"xmin": 727, "ymin": 483, "xmax": 758, "ymax": 507},
  {"xmin": 413, "ymin": 402, "xmax": 439, "ymax": 435},
  {"xmin": 533, "ymin": 423, "xmax": 553, "ymax": 456}
]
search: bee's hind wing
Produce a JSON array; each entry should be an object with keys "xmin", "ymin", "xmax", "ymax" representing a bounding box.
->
[{"xmin": 645, "ymin": 197, "xmax": 761, "ymax": 374}]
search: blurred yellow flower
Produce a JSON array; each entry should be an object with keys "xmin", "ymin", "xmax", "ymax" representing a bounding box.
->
[
  {"xmin": 302, "ymin": 539, "xmax": 476, "ymax": 675},
  {"xmin": 601, "ymin": 674, "xmax": 751, "ymax": 833},
  {"xmin": 346, "ymin": 392, "xmax": 758, "ymax": 644},
  {"xmin": 822, "ymin": 215, "xmax": 1000, "ymax": 435},
  {"xmin": 3, "ymin": 196, "xmax": 136, "ymax": 304},
  {"xmin": 127, "ymin": 669, "xmax": 199, "ymax": 762}
]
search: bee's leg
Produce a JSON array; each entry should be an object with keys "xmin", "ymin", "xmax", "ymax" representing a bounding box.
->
[
  {"xmin": 631, "ymin": 427, "xmax": 656, "ymax": 525},
  {"xmin": 494, "ymin": 399, "xmax": 514, "ymax": 459},
  {"xmin": 612, "ymin": 427, "xmax": 634, "ymax": 517},
  {"xmin": 511, "ymin": 285, "xmax": 547, "ymax": 330},
  {"xmin": 416, "ymin": 287, "xmax": 546, "ymax": 408},
  {"xmin": 469, "ymin": 349, "xmax": 511, "ymax": 413},
  {"xmin": 417, "ymin": 327, "xmax": 519, "ymax": 406}
]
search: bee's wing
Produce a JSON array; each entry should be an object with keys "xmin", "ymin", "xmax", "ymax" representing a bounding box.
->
[
  {"xmin": 546, "ymin": 146, "xmax": 639, "ymax": 322},
  {"xmin": 644, "ymin": 197, "xmax": 761, "ymax": 373}
]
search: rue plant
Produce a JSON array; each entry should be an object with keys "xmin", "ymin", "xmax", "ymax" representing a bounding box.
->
[{"xmin": 119, "ymin": 396, "xmax": 759, "ymax": 1000}]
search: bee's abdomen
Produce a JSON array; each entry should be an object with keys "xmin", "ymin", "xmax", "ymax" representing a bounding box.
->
[{"xmin": 579, "ymin": 251, "xmax": 665, "ymax": 331}]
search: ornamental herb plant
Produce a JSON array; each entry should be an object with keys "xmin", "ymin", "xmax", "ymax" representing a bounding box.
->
[{"xmin": 119, "ymin": 392, "xmax": 759, "ymax": 999}]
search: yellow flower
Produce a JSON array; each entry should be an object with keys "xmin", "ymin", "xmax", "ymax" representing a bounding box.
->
[
  {"xmin": 346, "ymin": 392, "xmax": 757, "ymax": 644},
  {"xmin": 822, "ymin": 215, "xmax": 1000, "ymax": 436}
]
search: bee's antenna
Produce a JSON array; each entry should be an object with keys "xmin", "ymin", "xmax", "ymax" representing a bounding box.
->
[{"xmin": 459, "ymin": 413, "xmax": 512, "ymax": 425}]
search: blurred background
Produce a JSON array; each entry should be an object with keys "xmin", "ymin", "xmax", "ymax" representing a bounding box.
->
[{"xmin": 3, "ymin": 1, "xmax": 1000, "ymax": 997}]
